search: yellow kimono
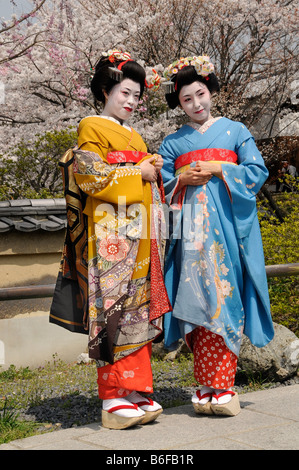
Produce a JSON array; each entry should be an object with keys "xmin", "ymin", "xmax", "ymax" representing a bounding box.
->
[{"xmin": 72, "ymin": 116, "xmax": 170, "ymax": 367}]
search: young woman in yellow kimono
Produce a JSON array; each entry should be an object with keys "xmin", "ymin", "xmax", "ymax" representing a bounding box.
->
[{"xmin": 51, "ymin": 51, "xmax": 171, "ymax": 429}]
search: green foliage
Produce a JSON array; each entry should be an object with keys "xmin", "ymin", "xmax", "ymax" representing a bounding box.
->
[
  {"xmin": 0, "ymin": 364, "xmax": 35, "ymax": 382},
  {"xmin": 0, "ymin": 395, "xmax": 43, "ymax": 444},
  {"xmin": 0, "ymin": 397, "xmax": 43, "ymax": 444},
  {"xmin": 0, "ymin": 127, "xmax": 77, "ymax": 200},
  {"xmin": 152, "ymin": 353, "xmax": 196, "ymax": 389},
  {"xmin": 258, "ymin": 183, "xmax": 299, "ymax": 336},
  {"xmin": 0, "ymin": 398, "xmax": 19, "ymax": 428},
  {"xmin": 0, "ymin": 359, "xmax": 99, "ymax": 443}
]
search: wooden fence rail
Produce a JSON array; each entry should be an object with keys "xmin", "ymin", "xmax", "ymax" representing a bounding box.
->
[{"xmin": 0, "ymin": 263, "xmax": 298, "ymax": 301}]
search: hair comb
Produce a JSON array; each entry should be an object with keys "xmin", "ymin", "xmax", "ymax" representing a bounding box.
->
[
  {"xmin": 161, "ymin": 80, "xmax": 175, "ymax": 94},
  {"xmin": 108, "ymin": 67, "xmax": 123, "ymax": 82}
]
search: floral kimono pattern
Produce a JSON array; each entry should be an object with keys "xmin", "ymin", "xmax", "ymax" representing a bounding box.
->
[
  {"xmin": 71, "ymin": 117, "xmax": 170, "ymax": 367},
  {"xmin": 159, "ymin": 117, "xmax": 274, "ymax": 356}
]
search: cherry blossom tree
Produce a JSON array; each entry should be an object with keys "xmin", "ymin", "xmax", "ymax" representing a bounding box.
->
[
  {"xmin": 0, "ymin": 0, "xmax": 47, "ymax": 65},
  {"xmin": 0, "ymin": 0, "xmax": 297, "ymax": 158},
  {"xmin": 188, "ymin": 0, "xmax": 298, "ymax": 133},
  {"xmin": 0, "ymin": 0, "xmax": 176, "ymax": 153}
]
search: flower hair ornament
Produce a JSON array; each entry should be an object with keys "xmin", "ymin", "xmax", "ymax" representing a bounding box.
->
[
  {"xmin": 145, "ymin": 67, "xmax": 162, "ymax": 91},
  {"xmin": 92, "ymin": 49, "xmax": 163, "ymax": 90},
  {"xmin": 102, "ymin": 49, "xmax": 133, "ymax": 81},
  {"xmin": 105, "ymin": 50, "xmax": 163, "ymax": 91},
  {"xmin": 162, "ymin": 55, "xmax": 215, "ymax": 93},
  {"xmin": 103, "ymin": 49, "xmax": 132, "ymax": 63}
]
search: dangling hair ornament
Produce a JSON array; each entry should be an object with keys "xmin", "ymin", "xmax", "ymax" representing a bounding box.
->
[
  {"xmin": 163, "ymin": 55, "xmax": 215, "ymax": 92},
  {"xmin": 145, "ymin": 67, "xmax": 162, "ymax": 91},
  {"xmin": 89, "ymin": 66, "xmax": 95, "ymax": 81},
  {"xmin": 102, "ymin": 49, "xmax": 132, "ymax": 82}
]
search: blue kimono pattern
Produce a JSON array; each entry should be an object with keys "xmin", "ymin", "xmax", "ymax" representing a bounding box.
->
[{"xmin": 159, "ymin": 117, "xmax": 274, "ymax": 356}]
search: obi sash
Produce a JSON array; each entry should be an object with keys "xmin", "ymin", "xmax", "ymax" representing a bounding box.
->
[
  {"xmin": 107, "ymin": 150, "xmax": 148, "ymax": 164},
  {"xmin": 175, "ymin": 148, "xmax": 238, "ymax": 171}
]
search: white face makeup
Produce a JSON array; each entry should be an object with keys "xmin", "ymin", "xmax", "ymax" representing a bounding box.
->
[
  {"xmin": 179, "ymin": 81, "xmax": 212, "ymax": 125},
  {"xmin": 103, "ymin": 78, "xmax": 141, "ymax": 123}
]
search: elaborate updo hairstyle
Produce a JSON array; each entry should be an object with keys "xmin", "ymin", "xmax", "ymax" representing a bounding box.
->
[
  {"xmin": 91, "ymin": 53, "xmax": 146, "ymax": 104},
  {"xmin": 164, "ymin": 57, "xmax": 220, "ymax": 109}
]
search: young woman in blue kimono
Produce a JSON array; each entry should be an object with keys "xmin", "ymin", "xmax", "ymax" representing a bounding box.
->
[{"xmin": 159, "ymin": 57, "xmax": 274, "ymax": 416}]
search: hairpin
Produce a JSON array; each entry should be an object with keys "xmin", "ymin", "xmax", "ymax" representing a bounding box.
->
[
  {"xmin": 108, "ymin": 66, "xmax": 123, "ymax": 82},
  {"xmin": 161, "ymin": 81, "xmax": 175, "ymax": 94}
]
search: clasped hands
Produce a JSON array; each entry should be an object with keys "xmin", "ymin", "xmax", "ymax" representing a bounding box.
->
[
  {"xmin": 178, "ymin": 161, "xmax": 222, "ymax": 189},
  {"xmin": 140, "ymin": 157, "xmax": 222, "ymax": 185}
]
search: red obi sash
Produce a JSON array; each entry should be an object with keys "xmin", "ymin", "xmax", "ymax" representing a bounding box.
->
[
  {"xmin": 175, "ymin": 148, "xmax": 238, "ymax": 170},
  {"xmin": 107, "ymin": 150, "xmax": 148, "ymax": 164}
]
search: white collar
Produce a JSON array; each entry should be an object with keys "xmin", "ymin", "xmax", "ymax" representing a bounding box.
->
[
  {"xmin": 99, "ymin": 114, "xmax": 131, "ymax": 131},
  {"xmin": 187, "ymin": 116, "xmax": 222, "ymax": 134},
  {"xmin": 81, "ymin": 114, "xmax": 132, "ymax": 131}
]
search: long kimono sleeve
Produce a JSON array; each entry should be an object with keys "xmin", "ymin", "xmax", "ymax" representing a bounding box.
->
[
  {"xmin": 221, "ymin": 124, "xmax": 268, "ymax": 239},
  {"xmin": 158, "ymin": 139, "xmax": 182, "ymax": 346},
  {"xmin": 221, "ymin": 124, "xmax": 273, "ymax": 347},
  {"xmin": 159, "ymin": 139, "xmax": 185, "ymax": 209}
]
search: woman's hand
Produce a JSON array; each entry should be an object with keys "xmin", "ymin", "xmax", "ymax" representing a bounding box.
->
[
  {"xmin": 140, "ymin": 157, "xmax": 157, "ymax": 182},
  {"xmin": 196, "ymin": 161, "xmax": 222, "ymax": 178},
  {"xmin": 178, "ymin": 164, "xmax": 212, "ymax": 189},
  {"xmin": 152, "ymin": 154, "xmax": 163, "ymax": 172},
  {"xmin": 140, "ymin": 155, "xmax": 164, "ymax": 182},
  {"xmin": 178, "ymin": 161, "xmax": 222, "ymax": 189}
]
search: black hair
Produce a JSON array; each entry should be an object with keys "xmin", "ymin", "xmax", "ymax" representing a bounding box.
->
[
  {"xmin": 91, "ymin": 56, "xmax": 146, "ymax": 104},
  {"xmin": 165, "ymin": 65, "xmax": 220, "ymax": 109}
]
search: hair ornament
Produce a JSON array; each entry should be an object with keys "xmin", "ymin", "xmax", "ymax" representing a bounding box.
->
[
  {"xmin": 144, "ymin": 68, "xmax": 162, "ymax": 91},
  {"xmin": 108, "ymin": 66, "xmax": 123, "ymax": 82},
  {"xmin": 102, "ymin": 49, "xmax": 132, "ymax": 63},
  {"xmin": 102, "ymin": 50, "xmax": 132, "ymax": 83},
  {"xmin": 163, "ymin": 55, "xmax": 215, "ymax": 82},
  {"xmin": 161, "ymin": 81, "xmax": 175, "ymax": 94},
  {"xmin": 89, "ymin": 66, "xmax": 95, "ymax": 81}
]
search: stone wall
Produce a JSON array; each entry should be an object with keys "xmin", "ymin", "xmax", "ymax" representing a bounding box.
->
[{"xmin": 0, "ymin": 199, "xmax": 87, "ymax": 370}]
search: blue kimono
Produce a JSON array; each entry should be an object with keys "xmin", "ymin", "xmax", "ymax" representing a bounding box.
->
[{"xmin": 159, "ymin": 117, "xmax": 274, "ymax": 356}]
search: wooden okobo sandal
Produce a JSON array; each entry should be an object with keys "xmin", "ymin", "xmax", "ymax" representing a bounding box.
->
[
  {"xmin": 210, "ymin": 391, "xmax": 241, "ymax": 416},
  {"xmin": 134, "ymin": 397, "xmax": 163, "ymax": 424},
  {"xmin": 192, "ymin": 389, "xmax": 214, "ymax": 415},
  {"xmin": 126, "ymin": 392, "xmax": 163, "ymax": 424},
  {"xmin": 102, "ymin": 402, "xmax": 145, "ymax": 430}
]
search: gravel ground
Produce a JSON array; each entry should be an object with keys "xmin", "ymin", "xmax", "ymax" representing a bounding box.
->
[{"xmin": 3, "ymin": 359, "xmax": 298, "ymax": 433}]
